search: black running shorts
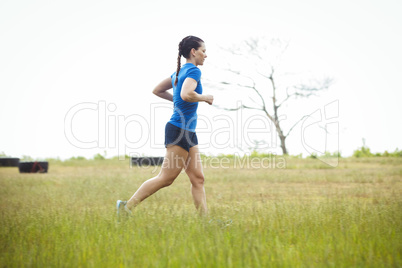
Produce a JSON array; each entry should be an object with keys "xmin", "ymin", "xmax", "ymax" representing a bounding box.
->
[{"xmin": 164, "ymin": 122, "xmax": 198, "ymax": 152}]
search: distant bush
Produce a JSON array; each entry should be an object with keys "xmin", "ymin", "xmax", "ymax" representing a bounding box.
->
[
  {"xmin": 354, "ymin": 146, "xmax": 402, "ymax": 158},
  {"xmin": 380, "ymin": 148, "xmax": 402, "ymax": 157},
  {"xmin": 93, "ymin": 153, "xmax": 105, "ymax": 160},
  {"xmin": 20, "ymin": 155, "xmax": 34, "ymax": 161},
  {"xmin": 110, "ymin": 155, "xmax": 130, "ymax": 160},
  {"xmin": 290, "ymin": 154, "xmax": 303, "ymax": 159},
  {"xmin": 306, "ymin": 152, "xmax": 340, "ymax": 159},
  {"xmin": 391, "ymin": 148, "xmax": 402, "ymax": 157},
  {"xmin": 46, "ymin": 157, "xmax": 62, "ymax": 164},
  {"xmin": 327, "ymin": 151, "xmax": 341, "ymax": 158},
  {"xmin": 353, "ymin": 146, "xmax": 373, "ymax": 158},
  {"xmin": 69, "ymin": 156, "xmax": 87, "ymax": 161},
  {"xmin": 250, "ymin": 150, "xmax": 277, "ymax": 158},
  {"xmin": 308, "ymin": 152, "xmax": 318, "ymax": 159}
]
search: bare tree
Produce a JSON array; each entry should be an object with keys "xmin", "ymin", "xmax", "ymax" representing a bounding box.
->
[{"xmin": 209, "ymin": 37, "xmax": 333, "ymax": 155}]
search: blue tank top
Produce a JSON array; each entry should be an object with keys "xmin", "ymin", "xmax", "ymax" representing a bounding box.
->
[{"xmin": 168, "ymin": 63, "xmax": 203, "ymax": 132}]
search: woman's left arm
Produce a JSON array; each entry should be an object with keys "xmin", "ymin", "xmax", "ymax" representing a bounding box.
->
[
  {"xmin": 181, "ymin": 78, "xmax": 214, "ymax": 105},
  {"xmin": 152, "ymin": 77, "xmax": 173, "ymax": 102}
]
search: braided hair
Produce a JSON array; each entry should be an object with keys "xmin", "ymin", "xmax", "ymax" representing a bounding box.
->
[{"xmin": 175, "ymin": 35, "xmax": 204, "ymax": 86}]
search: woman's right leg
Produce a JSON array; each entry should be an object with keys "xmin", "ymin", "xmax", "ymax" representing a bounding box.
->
[{"xmin": 126, "ymin": 145, "xmax": 188, "ymax": 210}]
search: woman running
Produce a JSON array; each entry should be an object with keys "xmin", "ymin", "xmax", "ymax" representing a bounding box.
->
[{"xmin": 117, "ymin": 35, "xmax": 213, "ymax": 216}]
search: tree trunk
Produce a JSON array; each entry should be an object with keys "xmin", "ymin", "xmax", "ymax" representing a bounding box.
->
[
  {"xmin": 278, "ymin": 132, "xmax": 288, "ymax": 155},
  {"xmin": 273, "ymin": 119, "xmax": 288, "ymax": 155}
]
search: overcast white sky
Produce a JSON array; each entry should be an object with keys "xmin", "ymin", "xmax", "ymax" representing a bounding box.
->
[{"xmin": 1, "ymin": 0, "xmax": 401, "ymax": 160}]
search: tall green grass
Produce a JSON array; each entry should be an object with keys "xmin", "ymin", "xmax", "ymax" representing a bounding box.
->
[{"xmin": 0, "ymin": 157, "xmax": 401, "ymax": 267}]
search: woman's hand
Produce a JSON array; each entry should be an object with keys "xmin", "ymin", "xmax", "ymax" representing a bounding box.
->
[{"xmin": 204, "ymin": 95, "xmax": 214, "ymax": 105}]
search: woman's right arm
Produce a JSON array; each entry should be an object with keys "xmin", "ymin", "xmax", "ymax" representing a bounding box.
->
[{"xmin": 152, "ymin": 77, "xmax": 173, "ymax": 102}]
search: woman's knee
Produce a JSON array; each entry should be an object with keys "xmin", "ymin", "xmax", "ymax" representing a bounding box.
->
[{"xmin": 190, "ymin": 173, "xmax": 205, "ymax": 186}]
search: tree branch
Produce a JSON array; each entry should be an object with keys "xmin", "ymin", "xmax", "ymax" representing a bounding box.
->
[
  {"xmin": 277, "ymin": 77, "xmax": 334, "ymax": 107},
  {"xmin": 277, "ymin": 90, "xmax": 294, "ymax": 108},
  {"xmin": 295, "ymin": 77, "xmax": 334, "ymax": 93},
  {"xmin": 256, "ymin": 70, "xmax": 271, "ymax": 80},
  {"xmin": 244, "ymin": 39, "xmax": 263, "ymax": 61},
  {"xmin": 213, "ymin": 104, "xmax": 265, "ymax": 112},
  {"xmin": 219, "ymin": 75, "xmax": 268, "ymax": 113},
  {"xmin": 285, "ymin": 114, "xmax": 310, "ymax": 137},
  {"xmin": 277, "ymin": 92, "xmax": 314, "ymax": 107},
  {"xmin": 218, "ymin": 45, "xmax": 243, "ymax": 56}
]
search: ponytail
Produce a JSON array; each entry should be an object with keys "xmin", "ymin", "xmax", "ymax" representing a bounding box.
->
[{"xmin": 175, "ymin": 52, "xmax": 181, "ymax": 86}]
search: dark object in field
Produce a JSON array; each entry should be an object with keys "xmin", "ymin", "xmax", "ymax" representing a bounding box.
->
[
  {"xmin": 0, "ymin": 158, "xmax": 20, "ymax": 167},
  {"xmin": 131, "ymin": 157, "xmax": 164, "ymax": 166},
  {"xmin": 18, "ymin": 161, "xmax": 49, "ymax": 173}
]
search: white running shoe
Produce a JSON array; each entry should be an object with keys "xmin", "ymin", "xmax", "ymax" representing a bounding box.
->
[{"xmin": 116, "ymin": 200, "xmax": 132, "ymax": 216}]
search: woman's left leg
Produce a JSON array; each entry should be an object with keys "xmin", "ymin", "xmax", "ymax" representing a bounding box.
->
[
  {"xmin": 185, "ymin": 146, "xmax": 208, "ymax": 215},
  {"xmin": 125, "ymin": 145, "xmax": 188, "ymax": 210}
]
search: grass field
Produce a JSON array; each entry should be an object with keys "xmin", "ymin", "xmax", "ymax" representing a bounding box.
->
[{"xmin": 0, "ymin": 157, "xmax": 401, "ymax": 267}]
